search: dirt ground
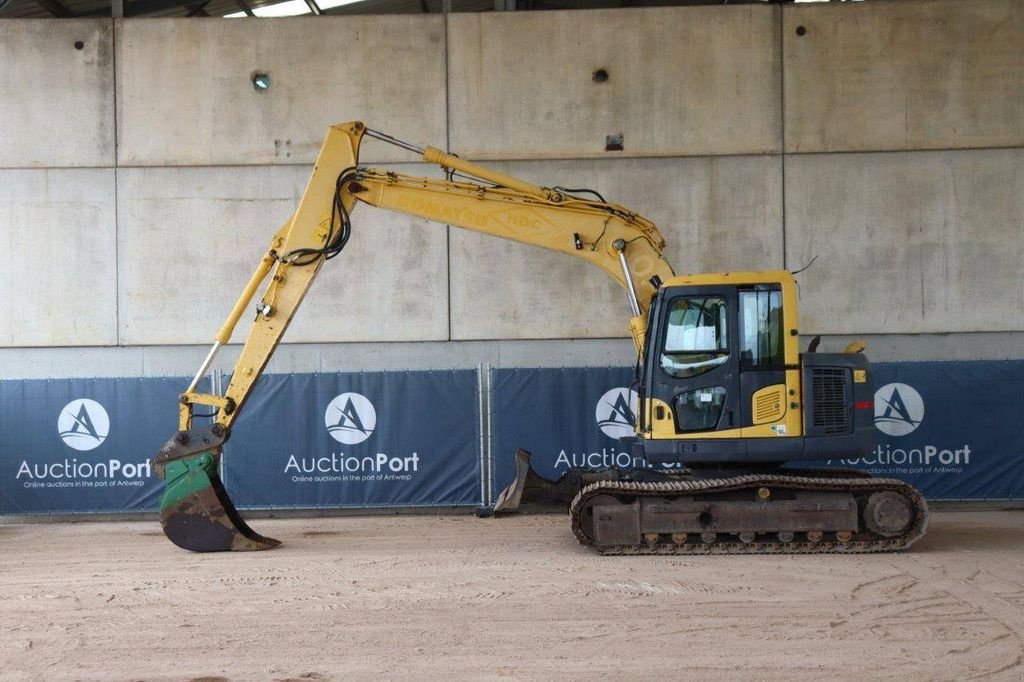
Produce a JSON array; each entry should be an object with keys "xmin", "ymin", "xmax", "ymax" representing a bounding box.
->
[{"xmin": 1, "ymin": 511, "xmax": 1023, "ymax": 681}]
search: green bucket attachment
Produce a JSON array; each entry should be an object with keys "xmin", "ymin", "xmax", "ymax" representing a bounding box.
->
[{"xmin": 154, "ymin": 425, "xmax": 280, "ymax": 552}]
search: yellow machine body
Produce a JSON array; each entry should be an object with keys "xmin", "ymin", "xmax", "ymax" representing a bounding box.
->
[{"xmin": 151, "ymin": 122, "xmax": 905, "ymax": 554}]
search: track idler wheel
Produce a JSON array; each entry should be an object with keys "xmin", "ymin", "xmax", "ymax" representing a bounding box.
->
[{"xmin": 863, "ymin": 490, "xmax": 914, "ymax": 538}]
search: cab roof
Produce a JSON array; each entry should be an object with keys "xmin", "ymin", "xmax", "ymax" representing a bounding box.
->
[{"xmin": 662, "ymin": 270, "xmax": 796, "ymax": 288}]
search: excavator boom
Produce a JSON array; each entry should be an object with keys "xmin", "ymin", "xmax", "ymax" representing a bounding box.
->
[{"xmin": 153, "ymin": 122, "xmax": 673, "ymax": 552}]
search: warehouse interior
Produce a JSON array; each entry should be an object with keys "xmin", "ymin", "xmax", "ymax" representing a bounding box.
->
[
  {"xmin": 2, "ymin": 1, "xmax": 1022, "ymax": 378},
  {"xmin": 1, "ymin": 0, "xmax": 1023, "ymax": 678}
]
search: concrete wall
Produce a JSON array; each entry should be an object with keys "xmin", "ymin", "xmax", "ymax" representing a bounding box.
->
[
  {"xmin": 116, "ymin": 163, "xmax": 449, "ymax": 344},
  {"xmin": 116, "ymin": 17, "xmax": 447, "ymax": 165},
  {"xmin": 783, "ymin": 0, "xmax": 1024, "ymax": 153},
  {"xmin": 1, "ymin": 0, "xmax": 1023, "ymax": 380},
  {"xmin": 0, "ymin": 169, "xmax": 117, "ymax": 346},
  {"xmin": 787, "ymin": 148, "xmax": 1024, "ymax": 335},
  {"xmin": 0, "ymin": 20, "xmax": 114, "ymax": 167},
  {"xmin": 447, "ymin": 7, "xmax": 781, "ymax": 159}
]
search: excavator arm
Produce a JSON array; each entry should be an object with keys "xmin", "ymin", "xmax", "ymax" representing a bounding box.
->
[
  {"xmin": 152, "ymin": 121, "xmax": 672, "ymax": 552},
  {"xmin": 348, "ymin": 150, "xmax": 673, "ymax": 344}
]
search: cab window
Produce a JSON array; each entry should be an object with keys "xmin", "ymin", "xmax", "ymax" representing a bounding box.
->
[
  {"xmin": 660, "ymin": 296, "xmax": 729, "ymax": 378},
  {"xmin": 739, "ymin": 288, "xmax": 784, "ymax": 369}
]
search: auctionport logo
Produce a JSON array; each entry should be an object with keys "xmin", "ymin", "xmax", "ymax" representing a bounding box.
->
[
  {"xmin": 874, "ymin": 383, "xmax": 924, "ymax": 437},
  {"xmin": 595, "ymin": 387, "xmax": 638, "ymax": 439},
  {"xmin": 324, "ymin": 392, "xmax": 376, "ymax": 445},
  {"xmin": 285, "ymin": 391, "xmax": 418, "ymax": 482},
  {"xmin": 836, "ymin": 380, "xmax": 970, "ymax": 475},
  {"xmin": 57, "ymin": 399, "xmax": 110, "ymax": 451},
  {"xmin": 14, "ymin": 397, "xmax": 151, "ymax": 486}
]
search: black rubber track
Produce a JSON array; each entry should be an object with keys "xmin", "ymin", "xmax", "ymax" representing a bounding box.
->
[{"xmin": 569, "ymin": 473, "xmax": 929, "ymax": 555}]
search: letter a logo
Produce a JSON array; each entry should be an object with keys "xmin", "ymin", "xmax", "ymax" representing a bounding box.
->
[
  {"xmin": 324, "ymin": 392, "xmax": 377, "ymax": 445},
  {"xmin": 57, "ymin": 399, "xmax": 110, "ymax": 451},
  {"xmin": 874, "ymin": 383, "xmax": 924, "ymax": 437},
  {"xmin": 595, "ymin": 387, "xmax": 639, "ymax": 439}
]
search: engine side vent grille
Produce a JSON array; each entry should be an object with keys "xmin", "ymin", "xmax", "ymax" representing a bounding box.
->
[
  {"xmin": 752, "ymin": 385, "xmax": 784, "ymax": 424},
  {"xmin": 811, "ymin": 368, "xmax": 849, "ymax": 435}
]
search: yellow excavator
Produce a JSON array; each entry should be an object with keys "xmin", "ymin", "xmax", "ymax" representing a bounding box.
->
[{"xmin": 152, "ymin": 122, "xmax": 928, "ymax": 554}]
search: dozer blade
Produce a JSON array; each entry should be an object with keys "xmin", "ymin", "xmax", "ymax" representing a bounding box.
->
[
  {"xmin": 153, "ymin": 425, "xmax": 280, "ymax": 552},
  {"xmin": 493, "ymin": 449, "xmax": 624, "ymax": 514},
  {"xmin": 493, "ymin": 449, "xmax": 694, "ymax": 515}
]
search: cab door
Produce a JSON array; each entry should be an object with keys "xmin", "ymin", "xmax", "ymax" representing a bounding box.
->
[
  {"xmin": 737, "ymin": 285, "xmax": 787, "ymax": 429},
  {"xmin": 648, "ymin": 286, "xmax": 742, "ymax": 435}
]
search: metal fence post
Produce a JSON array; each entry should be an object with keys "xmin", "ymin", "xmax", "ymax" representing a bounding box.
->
[
  {"xmin": 486, "ymin": 364, "xmax": 495, "ymax": 507},
  {"xmin": 477, "ymin": 364, "xmax": 486, "ymax": 507}
]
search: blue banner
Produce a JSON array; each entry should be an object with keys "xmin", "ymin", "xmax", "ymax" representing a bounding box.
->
[
  {"xmin": 224, "ymin": 370, "xmax": 482, "ymax": 509},
  {"xmin": 3, "ymin": 361, "xmax": 1018, "ymax": 513},
  {"xmin": 0, "ymin": 377, "xmax": 185, "ymax": 514},
  {"xmin": 826, "ymin": 361, "xmax": 1024, "ymax": 500},
  {"xmin": 490, "ymin": 367, "xmax": 642, "ymax": 500},
  {"xmin": 490, "ymin": 362, "xmax": 1024, "ymax": 501}
]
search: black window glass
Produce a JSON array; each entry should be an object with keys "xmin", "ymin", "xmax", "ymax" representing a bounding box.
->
[
  {"xmin": 740, "ymin": 288, "xmax": 784, "ymax": 369},
  {"xmin": 660, "ymin": 296, "xmax": 729, "ymax": 379},
  {"xmin": 674, "ymin": 386, "xmax": 727, "ymax": 432}
]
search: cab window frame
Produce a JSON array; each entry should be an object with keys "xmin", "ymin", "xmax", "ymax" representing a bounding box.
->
[
  {"xmin": 657, "ymin": 293, "xmax": 731, "ymax": 380},
  {"xmin": 738, "ymin": 285, "xmax": 785, "ymax": 371}
]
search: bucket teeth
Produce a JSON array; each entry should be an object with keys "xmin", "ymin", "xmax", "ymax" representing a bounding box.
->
[{"xmin": 158, "ymin": 449, "xmax": 280, "ymax": 552}]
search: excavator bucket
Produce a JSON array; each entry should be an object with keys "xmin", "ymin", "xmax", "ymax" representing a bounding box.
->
[{"xmin": 153, "ymin": 425, "xmax": 280, "ymax": 552}]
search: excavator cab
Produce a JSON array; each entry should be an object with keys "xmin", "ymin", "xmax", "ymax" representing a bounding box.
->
[
  {"xmin": 633, "ymin": 271, "xmax": 876, "ymax": 466},
  {"xmin": 499, "ymin": 273, "xmax": 926, "ymax": 553}
]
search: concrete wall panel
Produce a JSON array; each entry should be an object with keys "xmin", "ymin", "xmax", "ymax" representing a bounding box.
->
[
  {"xmin": 117, "ymin": 164, "xmax": 448, "ymax": 345},
  {"xmin": 447, "ymin": 7, "xmax": 780, "ymax": 160},
  {"xmin": 0, "ymin": 169, "xmax": 117, "ymax": 346},
  {"xmin": 0, "ymin": 347, "xmax": 144, "ymax": 378},
  {"xmin": 450, "ymin": 155, "xmax": 783, "ymax": 340},
  {"xmin": 116, "ymin": 17, "xmax": 447, "ymax": 167},
  {"xmin": 784, "ymin": 0, "xmax": 1024, "ymax": 153},
  {"xmin": 0, "ymin": 20, "xmax": 114, "ymax": 167},
  {"xmin": 785, "ymin": 149, "xmax": 1024, "ymax": 335}
]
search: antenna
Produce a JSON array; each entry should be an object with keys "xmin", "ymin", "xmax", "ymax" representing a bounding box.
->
[{"xmin": 790, "ymin": 254, "xmax": 818, "ymax": 276}]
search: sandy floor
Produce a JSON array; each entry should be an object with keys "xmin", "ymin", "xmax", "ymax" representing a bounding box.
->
[{"xmin": 1, "ymin": 511, "xmax": 1022, "ymax": 681}]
